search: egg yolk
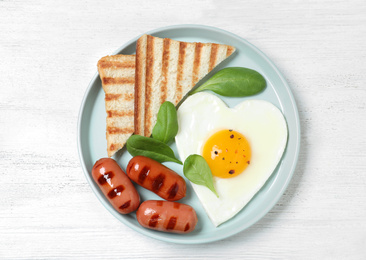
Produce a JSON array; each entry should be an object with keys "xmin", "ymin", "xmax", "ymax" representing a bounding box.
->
[{"xmin": 202, "ymin": 129, "xmax": 251, "ymax": 178}]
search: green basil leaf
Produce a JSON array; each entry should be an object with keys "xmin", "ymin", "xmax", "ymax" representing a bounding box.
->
[
  {"xmin": 152, "ymin": 101, "xmax": 178, "ymax": 144},
  {"xmin": 183, "ymin": 154, "xmax": 219, "ymax": 197},
  {"xmin": 190, "ymin": 67, "xmax": 266, "ymax": 97},
  {"xmin": 126, "ymin": 135, "xmax": 182, "ymax": 165}
]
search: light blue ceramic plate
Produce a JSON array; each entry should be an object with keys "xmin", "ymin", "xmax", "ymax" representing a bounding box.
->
[{"xmin": 77, "ymin": 24, "xmax": 300, "ymax": 244}]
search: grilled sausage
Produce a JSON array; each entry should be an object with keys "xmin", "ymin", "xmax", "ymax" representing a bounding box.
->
[
  {"xmin": 126, "ymin": 156, "xmax": 186, "ymax": 201},
  {"xmin": 92, "ymin": 158, "xmax": 140, "ymax": 214},
  {"xmin": 136, "ymin": 200, "xmax": 197, "ymax": 233}
]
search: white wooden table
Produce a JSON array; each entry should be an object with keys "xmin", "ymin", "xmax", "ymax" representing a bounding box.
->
[{"xmin": 1, "ymin": 1, "xmax": 365, "ymax": 259}]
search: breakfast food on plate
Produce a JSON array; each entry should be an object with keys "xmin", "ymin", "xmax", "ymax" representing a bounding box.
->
[
  {"xmin": 127, "ymin": 156, "xmax": 186, "ymax": 201},
  {"xmin": 175, "ymin": 92, "xmax": 288, "ymax": 226},
  {"xmin": 94, "ymin": 32, "xmax": 288, "ymax": 234},
  {"xmin": 97, "ymin": 55, "xmax": 136, "ymax": 157},
  {"xmin": 134, "ymin": 34, "xmax": 236, "ymax": 138},
  {"xmin": 136, "ymin": 200, "xmax": 198, "ymax": 234},
  {"xmin": 92, "ymin": 158, "xmax": 140, "ymax": 214}
]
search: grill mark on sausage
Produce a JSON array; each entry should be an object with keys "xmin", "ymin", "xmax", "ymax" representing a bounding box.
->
[
  {"xmin": 173, "ymin": 202, "xmax": 180, "ymax": 209},
  {"xmin": 97, "ymin": 171, "xmax": 114, "ymax": 185},
  {"xmin": 119, "ymin": 200, "xmax": 131, "ymax": 210},
  {"xmin": 152, "ymin": 174, "xmax": 165, "ymax": 192},
  {"xmin": 126, "ymin": 162, "xmax": 135, "ymax": 176},
  {"xmin": 209, "ymin": 43, "xmax": 219, "ymax": 71},
  {"xmin": 149, "ymin": 214, "xmax": 160, "ymax": 227},
  {"xmin": 156, "ymin": 201, "xmax": 163, "ymax": 206},
  {"xmin": 160, "ymin": 38, "xmax": 170, "ymax": 102},
  {"xmin": 167, "ymin": 183, "xmax": 179, "ymax": 200},
  {"xmin": 166, "ymin": 217, "xmax": 177, "ymax": 230},
  {"xmin": 93, "ymin": 161, "xmax": 104, "ymax": 170},
  {"xmin": 138, "ymin": 166, "xmax": 150, "ymax": 184},
  {"xmin": 184, "ymin": 223, "xmax": 190, "ymax": 232},
  {"xmin": 107, "ymin": 185, "xmax": 125, "ymax": 199}
]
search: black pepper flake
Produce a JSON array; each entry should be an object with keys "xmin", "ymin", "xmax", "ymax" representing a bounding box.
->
[
  {"xmin": 247, "ymin": 161, "xmax": 250, "ymax": 164},
  {"xmin": 214, "ymin": 151, "xmax": 218, "ymax": 155},
  {"xmin": 236, "ymin": 162, "xmax": 238, "ymax": 164},
  {"xmin": 222, "ymin": 157, "xmax": 225, "ymax": 160},
  {"xmin": 229, "ymin": 129, "xmax": 233, "ymax": 132},
  {"xmin": 238, "ymin": 138, "xmax": 242, "ymax": 140},
  {"xmin": 230, "ymin": 134, "xmax": 234, "ymax": 138},
  {"xmin": 229, "ymin": 170, "xmax": 235, "ymax": 174}
]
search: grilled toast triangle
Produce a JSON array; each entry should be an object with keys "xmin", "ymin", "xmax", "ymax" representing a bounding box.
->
[
  {"xmin": 97, "ymin": 54, "xmax": 136, "ymax": 157},
  {"xmin": 134, "ymin": 34, "xmax": 236, "ymax": 137}
]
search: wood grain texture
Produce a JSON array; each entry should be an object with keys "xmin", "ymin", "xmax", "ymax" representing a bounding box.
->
[{"xmin": 1, "ymin": 0, "xmax": 365, "ymax": 259}]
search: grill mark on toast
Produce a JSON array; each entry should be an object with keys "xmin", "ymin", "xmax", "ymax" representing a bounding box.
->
[
  {"xmin": 226, "ymin": 46, "xmax": 235, "ymax": 57},
  {"xmin": 176, "ymin": 42, "xmax": 187, "ymax": 104},
  {"xmin": 161, "ymin": 38, "xmax": 170, "ymax": 102},
  {"xmin": 123, "ymin": 93, "xmax": 134, "ymax": 101},
  {"xmin": 135, "ymin": 36, "xmax": 146, "ymax": 136},
  {"xmin": 107, "ymin": 110, "xmax": 134, "ymax": 117},
  {"xmin": 144, "ymin": 35, "xmax": 154, "ymax": 136},
  {"xmin": 192, "ymin": 42, "xmax": 203, "ymax": 86},
  {"xmin": 98, "ymin": 60, "xmax": 135, "ymax": 69},
  {"xmin": 107, "ymin": 127, "xmax": 134, "ymax": 134},
  {"xmin": 109, "ymin": 143, "xmax": 117, "ymax": 152},
  {"xmin": 105, "ymin": 94, "xmax": 122, "ymax": 101},
  {"xmin": 102, "ymin": 77, "xmax": 134, "ymax": 85},
  {"xmin": 209, "ymin": 43, "xmax": 219, "ymax": 71}
]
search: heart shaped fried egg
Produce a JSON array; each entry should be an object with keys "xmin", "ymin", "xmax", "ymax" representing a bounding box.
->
[{"xmin": 175, "ymin": 92, "xmax": 288, "ymax": 226}]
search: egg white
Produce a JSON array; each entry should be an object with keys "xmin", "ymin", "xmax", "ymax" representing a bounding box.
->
[{"xmin": 175, "ymin": 92, "xmax": 288, "ymax": 227}]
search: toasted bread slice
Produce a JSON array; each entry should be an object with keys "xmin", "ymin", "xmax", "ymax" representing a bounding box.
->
[
  {"xmin": 97, "ymin": 55, "xmax": 135, "ymax": 157},
  {"xmin": 134, "ymin": 34, "xmax": 236, "ymax": 137}
]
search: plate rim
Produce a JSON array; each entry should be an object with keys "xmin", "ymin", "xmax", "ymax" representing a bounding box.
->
[{"xmin": 77, "ymin": 24, "xmax": 301, "ymax": 244}]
